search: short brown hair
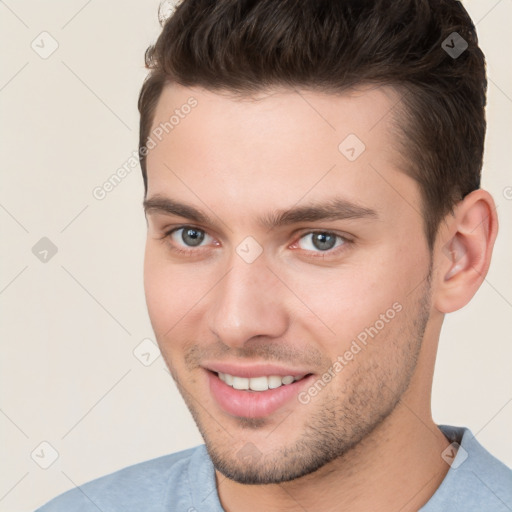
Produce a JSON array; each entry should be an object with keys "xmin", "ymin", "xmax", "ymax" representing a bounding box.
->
[{"xmin": 138, "ymin": 0, "xmax": 486, "ymax": 248}]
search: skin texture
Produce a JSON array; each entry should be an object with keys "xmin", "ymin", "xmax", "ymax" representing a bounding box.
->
[{"xmin": 143, "ymin": 83, "xmax": 498, "ymax": 511}]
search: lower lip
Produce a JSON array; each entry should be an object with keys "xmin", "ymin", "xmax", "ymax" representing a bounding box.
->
[{"xmin": 207, "ymin": 371, "xmax": 314, "ymax": 419}]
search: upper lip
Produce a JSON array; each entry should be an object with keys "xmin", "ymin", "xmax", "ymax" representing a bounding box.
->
[{"xmin": 204, "ymin": 362, "xmax": 313, "ymax": 378}]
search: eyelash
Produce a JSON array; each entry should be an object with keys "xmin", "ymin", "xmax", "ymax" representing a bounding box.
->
[{"xmin": 158, "ymin": 226, "xmax": 352, "ymax": 258}]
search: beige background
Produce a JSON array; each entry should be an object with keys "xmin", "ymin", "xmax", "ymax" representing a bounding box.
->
[{"xmin": 0, "ymin": 1, "xmax": 511, "ymax": 510}]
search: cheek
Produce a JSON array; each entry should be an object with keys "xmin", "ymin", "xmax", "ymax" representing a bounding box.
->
[
  {"xmin": 143, "ymin": 244, "xmax": 215, "ymax": 340},
  {"xmin": 144, "ymin": 246, "xmax": 188, "ymax": 334},
  {"xmin": 280, "ymin": 251, "xmax": 420, "ymax": 352}
]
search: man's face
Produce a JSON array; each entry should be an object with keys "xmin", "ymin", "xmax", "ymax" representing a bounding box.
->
[{"xmin": 143, "ymin": 84, "xmax": 434, "ymax": 483}]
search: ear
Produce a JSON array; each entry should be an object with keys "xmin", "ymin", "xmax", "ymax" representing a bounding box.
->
[{"xmin": 433, "ymin": 189, "xmax": 498, "ymax": 314}]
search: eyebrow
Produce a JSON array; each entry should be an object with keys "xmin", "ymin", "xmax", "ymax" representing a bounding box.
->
[
  {"xmin": 260, "ymin": 197, "xmax": 378, "ymax": 229},
  {"xmin": 143, "ymin": 195, "xmax": 212, "ymax": 224},
  {"xmin": 143, "ymin": 195, "xmax": 378, "ymax": 229}
]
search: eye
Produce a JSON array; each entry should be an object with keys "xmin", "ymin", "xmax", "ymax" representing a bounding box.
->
[
  {"xmin": 296, "ymin": 232, "xmax": 345, "ymax": 252},
  {"xmin": 169, "ymin": 226, "xmax": 213, "ymax": 248}
]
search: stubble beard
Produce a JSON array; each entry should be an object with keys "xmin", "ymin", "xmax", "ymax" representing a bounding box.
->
[{"xmin": 169, "ymin": 270, "xmax": 432, "ymax": 485}]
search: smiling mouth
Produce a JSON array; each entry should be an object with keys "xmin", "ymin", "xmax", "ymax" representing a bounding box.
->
[
  {"xmin": 214, "ymin": 371, "xmax": 311, "ymax": 391},
  {"xmin": 206, "ymin": 369, "xmax": 316, "ymax": 418}
]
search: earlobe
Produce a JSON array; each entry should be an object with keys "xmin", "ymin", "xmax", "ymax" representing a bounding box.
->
[{"xmin": 434, "ymin": 190, "xmax": 498, "ymax": 313}]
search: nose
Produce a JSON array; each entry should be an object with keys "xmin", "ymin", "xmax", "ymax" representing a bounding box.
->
[{"xmin": 205, "ymin": 256, "xmax": 289, "ymax": 349}]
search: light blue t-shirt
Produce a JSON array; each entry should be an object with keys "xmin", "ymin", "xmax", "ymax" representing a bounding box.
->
[{"xmin": 35, "ymin": 425, "xmax": 512, "ymax": 511}]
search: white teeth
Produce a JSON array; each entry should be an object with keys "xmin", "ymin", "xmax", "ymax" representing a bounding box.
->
[
  {"xmin": 248, "ymin": 376, "xmax": 268, "ymax": 391},
  {"xmin": 268, "ymin": 376, "xmax": 283, "ymax": 389},
  {"xmin": 217, "ymin": 372, "xmax": 305, "ymax": 391},
  {"xmin": 232, "ymin": 376, "xmax": 249, "ymax": 390}
]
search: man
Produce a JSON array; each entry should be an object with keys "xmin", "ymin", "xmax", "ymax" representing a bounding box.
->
[{"xmin": 36, "ymin": 0, "xmax": 512, "ymax": 510}]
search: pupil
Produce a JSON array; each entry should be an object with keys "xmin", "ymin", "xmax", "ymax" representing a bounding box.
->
[
  {"xmin": 182, "ymin": 228, "xmax": 204, "ymax": 246},
  {"xmin": 312, "ymin": 233, "xmax": 336, "ymax": 251}
]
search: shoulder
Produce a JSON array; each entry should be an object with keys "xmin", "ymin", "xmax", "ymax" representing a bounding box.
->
[
  {"xmin": 422, "ymin": 425, "xmax": 512, "ymax": 512},
  {"xmin": 34, "ymin": 445, "xmax": 207, "ymax": 512}
]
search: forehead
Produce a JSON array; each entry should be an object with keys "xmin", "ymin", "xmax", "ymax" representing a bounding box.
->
[{"xmin": 145, "ymin": 83, "xmax": 418, "ymax": 227}]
